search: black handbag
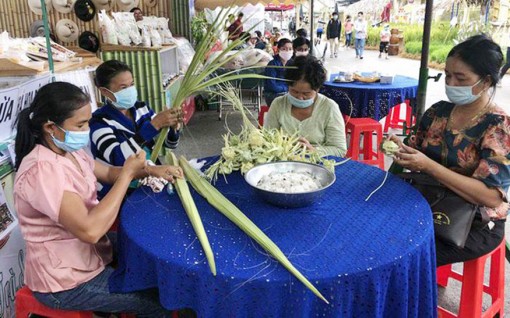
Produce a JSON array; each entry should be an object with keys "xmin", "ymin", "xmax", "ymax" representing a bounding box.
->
[{"xmin": 399, "ymin": 172, "xmax": 490, "ymax": 248}]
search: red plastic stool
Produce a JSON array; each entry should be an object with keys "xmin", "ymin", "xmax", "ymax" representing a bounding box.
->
[
  {"xmin": 383, "ymin": 100, "xmax": 415, "ymax": 134},
  {"xmin": 436, "ymin": 238, "xmax": 506, "ymax": 318},
  {"xmin": 16, "ymin": 286, "xmax": 94, "ymax": 317},
  {"xmin": 345, "ymin": 118, "xmax": 384, "ymax": 169},
  {"xmin": 258, "ymin": 105, "xmax": 269, "ymax": 127},
  {"xmin": 15, "ymin": 285, "xmax": 140, "ymax": 318}
]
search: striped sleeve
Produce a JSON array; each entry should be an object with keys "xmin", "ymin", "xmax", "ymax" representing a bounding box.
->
[
  {"xmin": 135, "ymin": 104, "xmax": 160, "ymax": 142},
  {"xmin": 90, "ymin": 125, "xmax": 141, "ymax": 166}
]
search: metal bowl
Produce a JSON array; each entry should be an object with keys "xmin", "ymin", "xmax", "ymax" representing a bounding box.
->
[{"xmin": 244, "ymin": 161, "xmax": 336, "ymax": 208}]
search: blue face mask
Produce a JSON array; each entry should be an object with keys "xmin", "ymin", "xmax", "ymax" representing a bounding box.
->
[
  {"xmin": 109, "ymin": 86, "xmax": 138, "ymax": 110},
  {"xmin": 287, "ymin": 93, "xmax": 315, "ymax": 108},
  {"xmin": 445, "ymin": 78, "xmax": 484, "ymax": 105},
  {"xmin": 51, "ymin": 125, "xmax": 90, "ymax": 153}
]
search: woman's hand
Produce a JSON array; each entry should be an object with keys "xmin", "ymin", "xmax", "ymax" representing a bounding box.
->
[
  {"xmin": 298, "ymin": 137, "xmax": 316, "ymax": 152},
  {"xmin": 388, "ymin": 134, "xmax": 404, "ymax": 148},
  {"xmin": 393, "ymin": 144, "xmax": 434, "ymax": 173},
  {"xmin": 146, "ymin": 165, "xmax": 184, "ymax": 183},
  {"xmin": 122, "ymin": 150, "xmax": 147, "ymax": 179},
  {"xmin": 151, "ymin": 107, "xmax": 184, "ymax": 130}
]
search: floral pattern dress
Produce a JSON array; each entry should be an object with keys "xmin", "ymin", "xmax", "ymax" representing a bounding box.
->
[{"xmin": 411, "ymin": 101, "xmax": 510, "ymax": 220}]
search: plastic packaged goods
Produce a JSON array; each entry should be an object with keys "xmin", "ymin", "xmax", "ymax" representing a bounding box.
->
[
  {"xmin": 98, "ymin": 10, "xmax": 118, "ymax": 45},
  {"xmin": 141, "ymin": 25, "xmax": 151, "ymax": 47}
]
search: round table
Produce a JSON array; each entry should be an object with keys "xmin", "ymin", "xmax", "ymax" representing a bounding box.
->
[
  {"xmin": 110, "ymin": 159, "xmax": 437, "ymax": 317},
  {"xmin": 321, "ymin": 75, "xmax": 419, "ymax": 120}
]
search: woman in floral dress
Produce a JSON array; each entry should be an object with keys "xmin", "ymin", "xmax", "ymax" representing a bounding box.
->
[{"xmin": 391, "ymin": 35, "xmax": 509, "ymax": 266}]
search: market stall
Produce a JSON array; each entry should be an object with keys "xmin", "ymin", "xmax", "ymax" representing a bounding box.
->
[{"xmin": 0, "ymin": 2, "xmax": 186, "ymax": 316}]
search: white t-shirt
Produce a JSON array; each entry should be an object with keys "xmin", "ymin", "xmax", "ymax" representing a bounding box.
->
[{"xmin": 354, "ymin": 19, "xmax": 367, "ymax": 39}]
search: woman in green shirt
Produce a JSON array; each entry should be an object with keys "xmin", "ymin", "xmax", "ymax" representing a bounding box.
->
[{"xmin": 264, "ymin": 55, "xmax": 347, "ymax": 157}]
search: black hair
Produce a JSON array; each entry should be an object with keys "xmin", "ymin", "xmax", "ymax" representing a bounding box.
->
[
  {"xmin": 346, "ymin": 15, "xmax": 351, "ymax": 19},
  {"xmin": 238, "ymin": 12, "xmax": 244, "ymax": 17},
  {"xmin": 255, "ymin": 30, "xmax": 262, "ymax": 38},
  {"xmin": 95, "ymin": 60, "xmax": 133, "ymax": 89},
  {"xmin": 358, "ymin": 12, "xmax": 364, "ymax": 15},
  {"xmin": 130, "ymin": 7, "xmax": 142, "ymax": 13},
  {"xmin": 277, "ymin": 38, "xmax": 292, "ymax": 48},
  {"xmin": 285, "ymin": 55, "xmax": 326, "ymax": 91},
  {"xmin": 296, "ymin": 28, "xmax": 308, "ymax": 38},
  {"xmin": 14, "ymin": 82, "xmax": 90, "ymax": 170},
  {"xmin": 447, "ymin": 34, "xmax": 503, "ymax": 87},
  {"xmin": 333, "ymin": 12, "xmax": 338, "ymax": 15},
  {"xmin": 292, "ymin": 37, "xmax": 310, "ymax": 50},
  {"xmin": 238, "ymin": 32, "xmax": 250, "ymax": 42}
]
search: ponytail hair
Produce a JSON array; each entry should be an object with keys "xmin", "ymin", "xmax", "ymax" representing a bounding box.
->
[{"xmin": 14, "ymin": 82, "xmax": 90, "ymax": 170}]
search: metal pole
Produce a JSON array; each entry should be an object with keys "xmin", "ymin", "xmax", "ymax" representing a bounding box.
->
[
  {"xmin": 416, "ymin": 0, "xmax": 434, "ymax": 122},
  {"xmin": 41, "ymin": 0, "xmax": 54, "ymax": 79},
  {"xmin": 310, "ymin": 0, "xmax": 315, "ymax": 56}
]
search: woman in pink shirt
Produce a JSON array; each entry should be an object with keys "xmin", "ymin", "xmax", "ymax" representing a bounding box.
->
[
  {"xmin": 14, "ymin": 82, "xmax": 182, "ymax": 317},
  {"xmin": 344, "ymin": 15, "xmax": 353, "ymax": 48}
]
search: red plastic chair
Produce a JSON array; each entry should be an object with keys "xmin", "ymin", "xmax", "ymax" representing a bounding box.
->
[
  {"xmin": 345, "ymin": 118, "xmax": 384, "ymax": 169},
  {"xmin": 15, "ymin": 285, "xmax": 141, "ymax": 318},
  {"xmin": 383, "ymin": 100, "xmax": 415, "ymax": 134},
  {"xmin": 436, "ymin": 238, "xmax": 506, "ymax": 318},
  {"xmin": 16, "ymin": 286, "xmax": 94, "ymax": 318},
  {"xmin": 258, "ymin": 105, "xmax": 269, "ymax": 127}
]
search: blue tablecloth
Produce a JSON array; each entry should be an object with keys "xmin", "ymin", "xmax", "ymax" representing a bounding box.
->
[
  {"xmin": 321, "ymin": 75, "xmax": 419, "ymax": 120},
  {"xmin": 110, "ymin": 159, "xmax": 437, "ymax": 317}
]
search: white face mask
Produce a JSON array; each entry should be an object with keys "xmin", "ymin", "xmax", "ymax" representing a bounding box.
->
[
  {"xmin": 295, "ymin": 51, "xmax": 308, "ymax": 57},
  {"xmin": 445, "ymin": 78, "xmax": 484, "ymax": 105},
  {"xmin": 279, "ymin": 51, "xmax": 293, "ymax": 61}
]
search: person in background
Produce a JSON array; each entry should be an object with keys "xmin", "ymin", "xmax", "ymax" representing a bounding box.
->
[
  {"xmin": 130, "ymin": 7, "xmax": 143, "ymax": 22},
  {"xmin": 344, "ymin": 15, "xmax": 353, "ymax": 48},
  {"xmin": 226, "ymin": 12, "xmax": 244, "ymax": 41},
  {"xmin": 293, "ymin": 36, "xmax": 310, "ymax": 57},
  {"xmin": 14, "ymin": 82, "xmax": 181, "ymax": 316},
  {"xmin": 326, "ymin": 12, "xmax": 341, "ymax": 58},
  {"xmin": 288, "ymin": 17, "xmax": 296, "ymax": 38},
  {"xmin": 254, "ymin": 30, "xmax": 267, "ymax": 50},
  {"xmin": 354, "ymin": 11, "xmax": 367, "ymax": 59},
  {"xmin": 90, "ymin": 60, "xmax": 182, "ymax": 198},
  {"xmin": 390, "ymin": 35, "xmax": 509, "ymax": 267},
  {"xmin": 270, "ymin": 30, "xmax": 282, "ymax": 47},
  {"xmin": 225, "ymin": 14, "xmax": 235, "ymax": 28},
  {"xmin": 247, "ymin": 32, "xmax": 258, "ymax": 48},
  {"xmin": 379, "ymin": 24, "xmax": 391, "ymax": 59},
  {"xmin": 316, "ymin": 24, "xmax": 324, "ymax": 45},
  {"xmin": 296, "ymin": 28, "xmax": 308, "ymax": 38},
  {"xmin": 234, "ymin": 32, "xmax": 251, "ymax": 50},
  {"xmin": 296, "ymin": 28, "xmax": 320, "ymax": 57},
  {"xmin": 264, "ymin": 55, "xmax": 347, "ymax": 157},
  {"xmin": 264, "ymin": 38, "xmax": 293, "ymax": 106}
]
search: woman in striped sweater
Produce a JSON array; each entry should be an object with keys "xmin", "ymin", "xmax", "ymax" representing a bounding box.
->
[{"xmin": 90, "ymin": 60, "xmax": 182, "ymax": 198}]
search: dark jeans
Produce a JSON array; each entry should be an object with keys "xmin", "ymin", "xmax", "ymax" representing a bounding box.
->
[
  {"xmin": 379, "ymin": 41, "xmax": 389, "ymax": 53},
  {"xmin": 33, "ymin": 232, "xmax": 172, "ymax": 317},
  {"xmin": 345, "ymin": 32, "xmax": 352, "ymax": 46},
  {"xmin": 500, "ymin": 46, "xmax": 510, "ymax": 79},
  {"xmin": 33, "ymin": 267, "xmax": 172, "ymax": 317},
  {"xmin": 436, "ymin": 219, "xmax": 505, "ymax": 267}
]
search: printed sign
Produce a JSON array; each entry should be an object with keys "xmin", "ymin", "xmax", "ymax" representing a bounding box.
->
[{"xmin": 0, "ymin": 75, "xmax": 51, "ymax": 141}]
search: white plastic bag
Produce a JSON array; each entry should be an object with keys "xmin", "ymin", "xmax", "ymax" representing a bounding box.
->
[{"xmin": 98, "ymin": 10, "xmax": 118, "ymax": 45}]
